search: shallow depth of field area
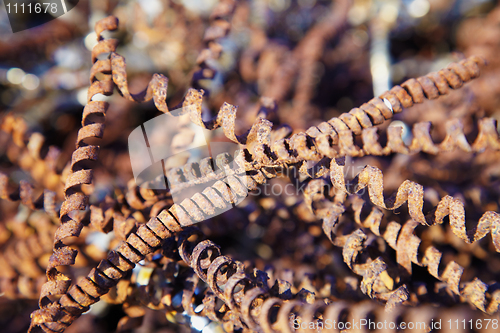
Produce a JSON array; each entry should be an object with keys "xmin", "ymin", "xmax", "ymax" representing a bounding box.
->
[{"xmin": 1, "ymin": 0, "xmax": 500, "ymax": 332}]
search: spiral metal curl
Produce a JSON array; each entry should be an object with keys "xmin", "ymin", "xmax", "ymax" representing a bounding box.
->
[
  {"xmin": 330, "ymin": 160, "xmax": 500, "ymax": 250},
  {"xmin": 242, "ymin": 56, "xmax": 487, "ymax": 167},
  {"xmin": 29, "ymin": 16, "xmax": 119, "ymax": 333},
  {"xmin": 303, "ymin": 180, "xmax": 408, "ymax": 305},
  {"xmin": 107, "ymin": 32, "xmax": 490, "ymax": 231},
  {"xmin": 27, "ymin": 12, "xmax": 285, "ymax": 330},
  {"xmin": 354, "ymin": 198, "xmax": 500, "ymax": 314},
  {"xmin": 304, "ymin": 171, "xmax": 500, "ymax": 314},
  {"xmin": 172, "ymin": 228, "xmax": 486, "ymax": 333},
  {"xmin": 151, "ymin": 229, "xmax": 405, "ymax": 332},
  {"xmin": 349, "ymin": 117, "xmax": 499, "ymax": 157},
  {"xmin": 26, "ymin": 138, "xmax": 282, "ymax": 332},
  {"xmin": 26, "ymin": 11, "xmax": 492, "ymax": 330}
]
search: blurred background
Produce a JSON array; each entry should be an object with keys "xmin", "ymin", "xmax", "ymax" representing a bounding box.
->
[{"xmin": 0, "ymin": 0, "xmax": 500, "ymax": 332}]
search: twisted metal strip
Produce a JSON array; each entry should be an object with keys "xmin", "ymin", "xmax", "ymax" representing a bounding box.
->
[
  {"xmin": 111, "ymin": 55, "xmax": 275, "ymax": 146},
  {"xmin": 119, "ymin": 107, "xmax": 279, "ymax": 211},
  {"xmin": 243, "ymin": 56, "xmax": 487, "ymax": 166},
  {"xmin": 303, "ymin": 180, "xmax": 407, "ymax": 305},
  {"xmin": 305, "ymin": 178, "xmax": 500, "ymax": 314},
  {"xmin": 29, "ymin": 55, "xmax": 490, "ymax": 330},
  {"xmin": 90, "ymin": 127, "xmax": 285, "ymax": 238},
  {"xmin": 389, "ymin": 220, "xmax": 500, "ymax": 314},
  {"xmin": 309, "ymin": 176, "xmax": 499, "ymax": 313},
  {"xmin": 173, "ymin": 228, "xmax": 485, "ymax": 333},
  {"xmin": 29, "ymin": 211, "xmax": 319, "ymax": 332},
  {"xmin": 26, "ymin": 13, "xmax": 490, "ymax": 330},
  {"xmin": 330, "ymin": 159, "xmax": 500, "ymax": 250},
  {"xmin": 27, "ymin": 23, "xmax": 286, "ymax": 333},
  {"xmin": 349, "ymin": 196, "xmax": 500, "ymax": 314},
  {"xmin": 351, "ymin": 117, "xmax": 500, "ymax": 157},
  {"xmin": 107, "ymin": 2, "xmax": 245, "ymax": 140},
  {"xmin": 26, "ymin": 170, "xmax": 268, "ymax": 332},
  {"xmin": 109, "ymin": 27, "xmax": 488, "ymax": 208},
  {"xmin": 90, "ymin": 238, "xmax": 192, "ymax": 331},
  {"xmin": 132, "ymin": 119, "xmax": 292, "ymax": 203},
  {"xmin": 176, "ymin": 229, "xmax": 251, "ymax": 330},
  {"xmin": 174, "ymin": 228, "xmax": 325, "ymax": 332},
  {"xmin": 30, "ymin": 176, "xmax": 495, "ymax": 332},
  {"xmin": 29, "ymin": 16, "xmax": 119, "ymax": 333},
  {"xmin": 176, "ymin": 229, "xmax": 408, "ymax": 332},
  {"xmin": 119, "ymin": 57, "xmax": 487, "ymax": 186}
]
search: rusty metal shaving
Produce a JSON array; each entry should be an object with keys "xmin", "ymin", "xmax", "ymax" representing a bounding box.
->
[{"xmin": 0, "ymin": 2, "xmax": 499, "ymax": 332}]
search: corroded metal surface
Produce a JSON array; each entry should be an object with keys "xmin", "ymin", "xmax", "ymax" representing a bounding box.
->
[{"xmin": 0, "ymin": 3, "xmax": 496, "ymax": 333}]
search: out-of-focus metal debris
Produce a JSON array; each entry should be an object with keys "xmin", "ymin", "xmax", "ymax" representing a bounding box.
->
[{"xmin": 1, "ymin": 0, "xmax": 499, "ymax": 332}]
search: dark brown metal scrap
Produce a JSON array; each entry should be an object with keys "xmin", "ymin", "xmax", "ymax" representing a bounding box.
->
[
  {"xmin": 304, "ymin": 175, "xmax": 500, "ymax": 315},
  {"xmin": 169, "ymin": 227, "xmax": 404, "ymax": 333},
  {"xmin": 172, "ymin": 228, "xmax": 493, "ymax": 333},
  {"xmin": 27, "ymin": 12, "xmax": 285, "ymax": 331},
  {"xmin": 29, "ymin": 25, "xmax": 494, "ymax": 333},
  {"xmin": 303, "ymin": 180, "xmax": 407, "ymax": 306},
  {"xmin": 242, "ymin": 56, "xmax": 489, "ymax": 166},
  {"xmin": 329, "ymin": 160, "xmax": 500, "ymax": 250},
  {"xmin": 15, "ymin": 4, "xmax": 500, "ymax": 332}
]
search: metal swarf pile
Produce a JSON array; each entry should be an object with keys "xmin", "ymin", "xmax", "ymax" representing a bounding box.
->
[{"xmin": 1, "ymin": 1, "xmax": 500, "ymax": 332}]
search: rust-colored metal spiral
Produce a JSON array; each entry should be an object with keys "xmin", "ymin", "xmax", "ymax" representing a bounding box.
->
[
  {"xmin": 27, "ymin": 12, "xmax": 284, "ymax": 329},
  {"xmin": 25, "ymin": 11, "xmax": 495, "ymax": 331},
  {"xmin": 28, "ymin": 193, "xmax": 272, "ymax": 331},
  {"xmin": 343, "ymin": 116, "xmax": 500, "ymax": 157},
  {"xmin": 168, "ymin": 228, "xmax": 405, "ymax": 332},
  {"xmin": 0, "ymin": 114, "xmax": 63, "ymax": 194},
  {"xmin": 302, "ymin": 180, "xmax": 407, "ymax": 304},
  {"xmin": 29, "ymin": 16, "xmax": 119, "ymax": 333},
  {"xmin": 154, "ymin": 226, "xmax": 495, "ymax": 332},
  {"xmin": 329, "ymin": 159, "xmax": 500, "ymax": 250},
  {"xmin": 304, "ymin": 174, "xmax": 500, "ymax": 315},
  {"xmin": 243, "ymin": 56, "xmax": 487, "ymax": 166},
  {"xmin": 107, "ymin": 29, "xmax": 491, "ymax": 235}
]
